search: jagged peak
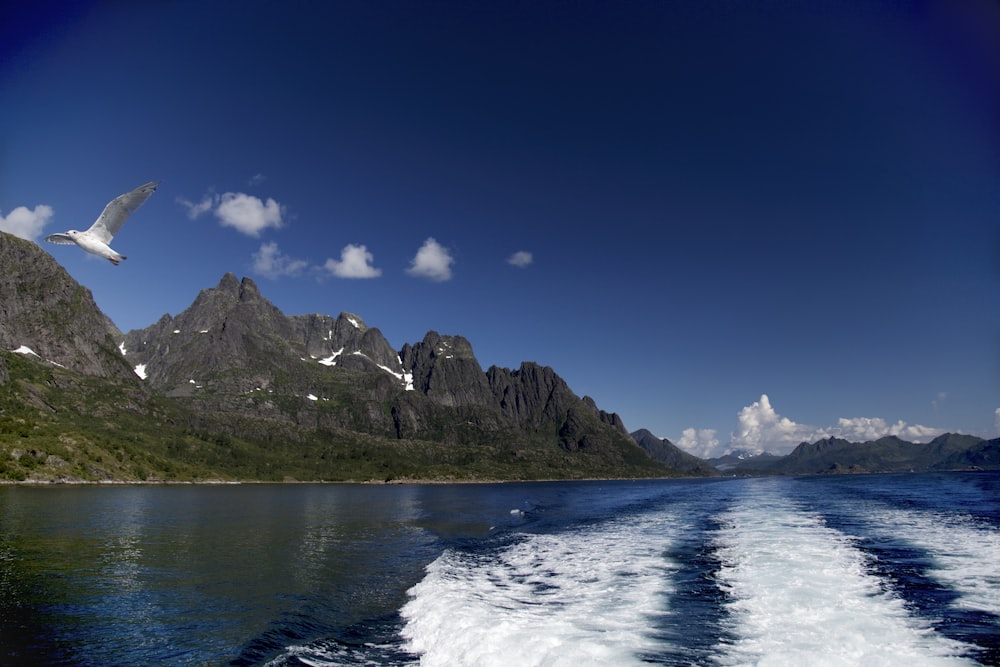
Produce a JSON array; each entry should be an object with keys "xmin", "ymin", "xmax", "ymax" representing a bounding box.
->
[
  {"xmin": 337, "ymin": 312, "xmax": 367, "ymax": 331},
  {"xmin": 217, "ymin": 272, "xmax": 240, "ymax": 293},
  {"xmin": 238, "ymin": 276, "xmax": 261, "ymax": 302}
]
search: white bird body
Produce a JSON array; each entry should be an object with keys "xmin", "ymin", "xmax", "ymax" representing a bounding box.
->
[{"xmin": 45, "ymin": 181, "xmax": 160, "ymax": 265}]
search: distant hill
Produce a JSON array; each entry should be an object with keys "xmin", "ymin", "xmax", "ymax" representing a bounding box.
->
[
  {"xmin": 0, "ymin": 232, "xmax": 673, "ymax": 482},
  {"xmin": 630, "ymin": 429, "xmax": 718, "ymax": 476},
  {"xmin": 706, "ymin": 449, "xmax": 781, "ymax": 474},
  {"xmin": 719, "ymin": 433, "xmax": 996, "ymax": 475}
]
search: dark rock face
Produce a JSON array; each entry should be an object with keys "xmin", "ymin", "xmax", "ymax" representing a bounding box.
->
[
  {"xmin": 401, "ymin": 332, "xmax": 495, "ymax": 407},
  {"xmin": 122, "ymin": 273, "xmax": 404, "ymax": 395},
  {"xmin": 487, "ymin": 362, "xmax": 575, "ymax": 427},
  {"xmin": 0, "ymin": 231, "xmax": 135, "ymax": 381}
]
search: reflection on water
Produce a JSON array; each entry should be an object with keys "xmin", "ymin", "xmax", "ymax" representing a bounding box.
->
[{"xmin": 0, "ymin": 484, "xmax": 473, "ymax": 666}]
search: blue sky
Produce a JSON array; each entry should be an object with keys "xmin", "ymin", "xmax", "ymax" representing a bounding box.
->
[{"xmin": 2, "ymin": 0, "xmax": 998, "ymax": 457}]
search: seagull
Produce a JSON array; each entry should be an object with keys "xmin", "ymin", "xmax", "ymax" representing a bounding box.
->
[{"xmin": 45, "ymin": 180, "xmax": 160, "ymax": 265}]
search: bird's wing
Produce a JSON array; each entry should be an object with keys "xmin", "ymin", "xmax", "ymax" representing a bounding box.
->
[
  {"xmin": 44, "ymin": 233, "xmax": 76, "ymax": 245},
  {"xmin": 87, "ymin": 181, "xmax": 160, "ymax": 244}
]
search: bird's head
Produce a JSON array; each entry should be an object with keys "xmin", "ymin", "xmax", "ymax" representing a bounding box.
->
[{"xmin": 66, "ymin": 230, "xmax": 80, "ymax": 236}]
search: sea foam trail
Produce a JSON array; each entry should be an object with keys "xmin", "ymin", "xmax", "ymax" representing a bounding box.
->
[
  {"xmin": 400, "ymin": 511, "xmax": 681, "ymax": 667},
  {"xmin": 859, "ymin": 506, "xmax": 1000, "ymax": 618},
  {"xmin": 712, "ymin": 479, "xmax": 977, "ymax": 666}
]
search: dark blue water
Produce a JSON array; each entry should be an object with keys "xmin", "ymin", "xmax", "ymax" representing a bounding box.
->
[{"xmin": 0, "ymin": 472, "xmax": 997, "ymax": 665}]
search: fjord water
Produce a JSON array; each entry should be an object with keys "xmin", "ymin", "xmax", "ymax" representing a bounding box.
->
[{"xmin": 1, "ymin": 473, "xmax": 998, "ymax": 666}]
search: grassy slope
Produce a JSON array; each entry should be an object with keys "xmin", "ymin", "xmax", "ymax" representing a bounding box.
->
[{"xmin": 0, "ymin": 352, "xmax": 672, "ymax": 483}]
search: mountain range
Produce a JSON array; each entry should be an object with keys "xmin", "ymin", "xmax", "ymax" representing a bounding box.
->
[
  {"xmin": 0, "ymin": 231, "xmax": 669, "ymax": 482},
  {"xmin": 1, "ymin": 229, "xmax": 996, "ymax": 482}
]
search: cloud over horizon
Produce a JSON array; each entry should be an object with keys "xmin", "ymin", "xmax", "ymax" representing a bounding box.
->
[
  {"xmin": 407, "ymin": 237, "xmax": 454, "ymax": 282},
  {"xmin": 0, "ymin": 204, "xmax": 54, "ymax": 242},
  {"xmin": 324, "ymin": 243, "xmax": 382, "ymax": 279},
  {"xmin": 179, "ymin": 191, "xmax": 284, "ymax": 237},
  {"xmin": 675, "ymin": 393, "xmax": 948, "ymax": 458},
  {"xmin": 676, "ymin": 428, "xmax": 720, "ymax": 459}
]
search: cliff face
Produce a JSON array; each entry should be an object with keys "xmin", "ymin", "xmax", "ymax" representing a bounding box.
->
[{"xmin": 0, "ymin": 231, "xmax": 135, "ymax": 381}]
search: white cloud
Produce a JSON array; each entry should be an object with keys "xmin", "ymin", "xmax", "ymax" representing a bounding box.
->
[
  {"xmin": 407, "ymin": 237, "xmax": 454, "ymax": 282},
  {"xmin": 994, "ymin": 408, "xmax": 1000, "ymax": 436},
  {"xmin": 676, "ymin": 428, "xmax": 720, "ymax": 459},
  {"xmin": 248, "ymin": 173, "xmax": 266, "ymax": 187},
  {"xmin": 731, "ymin": 394, "xmax": 815, "ymax": 454},
  {"xmin": 0, "ymin": 204, "xmax": 54, "ymax": 241},
  {"xmin": 177, "ymin": 194, "xmax": 214, "ymax": 220},
  {"xmin": 324, "ymin": 244, "xmax": 382, "ymax": 279},
  {"xmin": 728, "ymin": 393, "xmax": 945, "ymax": 455},
  {"xmin": 215, "ymin": 192, "xmax": 284, "ymax": 237},
  {"xmin": 832, "ymin": 416, "xmax": 942, "ymax": 442},
  {"xmin": 507, "ymin": 250, "xmax": 533, "ymax": 268},
  {"xmin": 252, "ymin": 242, "xmax": 307, "ymax": 278},
  {"xmin": 178, "ymin": 191, "xmax": 284, "ymax": 236}
]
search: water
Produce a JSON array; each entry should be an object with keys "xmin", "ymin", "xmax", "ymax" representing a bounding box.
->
[{"xmin": 0, "ymin": 472, "xmax": 997, "ymax": 666}]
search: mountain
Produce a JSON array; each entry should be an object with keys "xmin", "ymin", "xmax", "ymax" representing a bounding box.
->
[
  {"xmin": 116, "ymin": 272, "xmax": 667, "ymax": 480},
  {"xmin": 0, "ymin": 249, "xmax": 674, "ymax": 482},
  {"xmin": 721, "ymin": 432, "xmax": 994, "ymax": 475},
  {"xmin": 706, "ymin": 449, "xmax": 780, "ymax": 473},
  {"xmin": 0, "ymin": 232, "xmax": 134, "ymax": 381},
  {"xmin": 630, "ymin": 429, "xmax": 718, "ymax": 476}
]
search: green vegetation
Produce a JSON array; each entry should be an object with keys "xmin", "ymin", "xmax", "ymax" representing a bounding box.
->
[{"xmin": 0, "ymin": 352, "xmax": 672, "ymax": 483}]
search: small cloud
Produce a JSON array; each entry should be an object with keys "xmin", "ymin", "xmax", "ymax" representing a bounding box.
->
[
  {"xmin": 177, "ymin": 194, "xmax": 215, "ymax": 220},
  {"xmin": 324, "ymin": 244, "xmax": 382, "ymax": 279},
  {"xmin": 994, "ymin": 408, "xmax": 1000, "ymax": 435},
  {"xmin": 215, "ymin": 192, "xmax": 284, "ymax": 237},
  {"xmin": 178, "ymin": 191, "xmax": 284, "ymax": 236},
  {"xmin": 676, "ymin": 427, "xmax": 721, "ymax": 459},
  {"xmin": 248, "ymin": 173, "xmax": 266, "ymax": 187},
  {"xmin": 407, "ymin": 237, "xmax": 454, "ymax": 282},
  {"xmin": 252, "ymin": 241, "xmax": 307, "ymax": 278},
  {"xmin": 0, "ymin": 204, "xmax": 54, "ymax": 241},
  {"xmin": 507, "ymin": 250, "xmax": 533, "ymax": 268}
]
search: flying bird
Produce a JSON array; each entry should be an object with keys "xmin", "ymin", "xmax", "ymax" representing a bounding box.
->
[{"xmin": 45, "ymin": 180, "xmax": 160, "ymax": 265}]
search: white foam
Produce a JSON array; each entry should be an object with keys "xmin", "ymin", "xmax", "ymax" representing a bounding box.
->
[
  {"xmin": 712, "ymin": 481, "xmax": 976, "ymax": 666},
  {"xmin": 860, "ymin": 505, "xmax": 1000, "ymax": 616},
  {"xmin": 401, "ymin": 512, "xmax": 681, "ymax": 666}
]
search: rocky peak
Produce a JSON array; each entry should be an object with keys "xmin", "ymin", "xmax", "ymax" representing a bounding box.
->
[
  {"xmin": 0, "ymin": 231, "xmax": 135, "ymax": 381},
  {"xmin": 401, "ymin": 331, "xmax": 494, "ymax": 406},
  {"xmin": 124, "ymin": 273, "xmax": 405, "ymax": 393},
  {"xmin": 486, "ymin": 362, "xmax": 576, "ymax": 427}
]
